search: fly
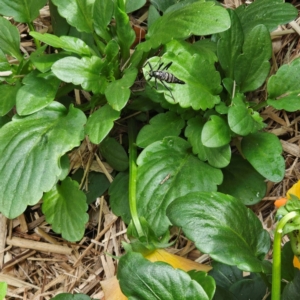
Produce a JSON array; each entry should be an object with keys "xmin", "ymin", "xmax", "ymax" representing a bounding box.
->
[{"xmin": 145, "ymin": 61, "xmax": 185, "ymax": 101}]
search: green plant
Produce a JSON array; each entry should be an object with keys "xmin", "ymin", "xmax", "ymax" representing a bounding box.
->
[{"xmin": 0, "ymin": 0, "xmax": 300, "ymax": 298}]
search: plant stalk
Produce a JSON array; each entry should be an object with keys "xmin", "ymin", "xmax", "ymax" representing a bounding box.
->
[
  {"xmin": 128, "ymin": 118, "xmax": 144, "ymax": 238},
  {"xmin": 272, "ymin": 211, "xmax": 297, "ymax": 300}
]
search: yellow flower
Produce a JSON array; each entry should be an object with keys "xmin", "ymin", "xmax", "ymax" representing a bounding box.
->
[
  {"xmin": 274, "ymin": 180, "xmax": 300, "ymax": 270},
  {"xmin": 100, "ymin": 248, "xmax": 212, "ymax": 300}
]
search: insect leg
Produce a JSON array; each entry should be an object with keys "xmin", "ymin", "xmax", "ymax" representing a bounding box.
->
[
  {"xmin": 162, "ymin": 62, "xmax": 173, "ymax": 71},
  {"xmin": 159, "ymin": 79, "xmax": 176, "ymax": 101}
]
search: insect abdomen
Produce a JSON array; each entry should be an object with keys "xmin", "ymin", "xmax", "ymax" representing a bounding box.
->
[{"xmin": 153, "ymin": 71, "xmax": 185, "ymax": 84}]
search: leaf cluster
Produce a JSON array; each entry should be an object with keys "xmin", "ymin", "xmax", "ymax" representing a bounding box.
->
[{"xmin": 0, "ymin": 0, "xmax": 299, "ymax": 298}]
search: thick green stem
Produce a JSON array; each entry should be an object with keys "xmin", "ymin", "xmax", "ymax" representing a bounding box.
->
[
  {"xmin": 128, "ymin": 118, "xmax": 144, "ymax": 238},
  {"xmin": 28, "ymin": 22, "xmax": 41, "ymax": 49},
  {"xmin": 272, "ymin": 211, "xmax": 297, "ymax": 300},
  {"xmin": 93, "ymin": 33, "xmax": 105, "ymax": 56}
]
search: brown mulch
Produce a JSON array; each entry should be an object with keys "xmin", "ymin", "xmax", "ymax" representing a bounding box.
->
[{"xmin": 2, "ymin": 1, "xmax": 300, "ymax": 299}]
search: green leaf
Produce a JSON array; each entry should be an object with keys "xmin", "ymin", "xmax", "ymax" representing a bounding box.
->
[
  {"xmin": 234, "ymin": 25, "xmax": 272, "ymax": 93},
  {"xmin": 30, "ymin": 50, "xmax": 69, "ymax": 73},
  {"xmin": 218, "ymin": 155, "xmax": 266, "ymax": 206},
  {"xmin": 0, "ymin": 17, "xmax": 22, "ymax": 61},
  {"xmin": 143, "ymin": 41, "xmax": 222, "ymax": 109},
  {"xmin": 0, "ymin": 81, "xmax": 21, "ymax": 116},
  {"xmin": 217, "ymin": 9, "xmax": 244, "ymax": 79},
  {"xmin": 0, "ymin": 0, "xmax": 48, "ymax": 23},
  {"xmin": 228, "ymin": 94, "xmax": 265, "ymax": 135},
  {"xmin": 241, "ymin": 132, "xmax": 285, "ymax": 182},
  {"xmin": 109, "ymin": 172, "xmax": 131, "ymax": 224},
  {"xmin": 281, "ymin": 242, "xmax": 297, "ymax": 282},
  {"xmin": 85, "ymin": 104, "xmax": 120, "ymax": 144},
  {"xmin": 0, "ymin": 103, "xmax": 86, "ymax": 218},
  {"xmin": 136, "ymin": 112, "xmax": 185, "ymax": 148},
  {"xmin": 0, "ymin": 282, "xmax": 7, "ymax": 300},
  {"xmin": 282, "ymin": 271, "xmax": 300, "ymax": 300},
  {"xmin": 118, "ymin": 251, "xmax": 212, "ymax": 300},
  {"xmin": 137, "ymin": 136, "xmax": 223, "ymax": 236},
  {"xmin": 93, "ymin": 0, "xmax": 114, "ymax": 41},
  {"xmin": 72, "ymin": 169, "xmax": 110, "ymax": 204},
  {"xmin": 51, "ymin": 293, "xmax": 91, "ymax": 300},
  {"xmin": 105, "ymin": 68, "xmax": 138, "ymax": 111},
  {"xmin": 30, "ymin": 32, "xmax": 92, "ymax": 56},
  {"xmin": 140, "ymin": 2, "xmax": 230, "ymax": 51},
  {"xmin": 167, "ymin": 192, "xmax": 271, "ymax": 272},
  {"xmin": 52, "ymin": 56, "xmax": 108, "ymax": 94},
  {"xmin": 185, "ymin": 116, "xmax": 230, "ymax": 168},
  {"xmin": 115, "ymin": 0, "xmax": 135, "ymax": 61},
  {"xmin": 51, "ymin": 0, "xmax": 94, "ymax": 33},
  {"xmin": 201, "ymin": 115, "xmax": 231, "ymax": 148},
  {"xmin": 16, "ymin": 70, "xmax": 60, "ymax": 115},
  {"xmin": 42, "ymin": 177, "xmax": 88, "ymax": 242},
  {"xmin": 126, "ymin": 0, "xmax": 146, "ymax": 13},
  {"xmin": 99, "ymin": 137, "xmax": 128, "ymax": 171},
  {"xmin": 267, "ymin": 58, "xmax": 300, "ymax": 112},
  {"xmin": 236, "ymin": 0, "xmax": 297, "ymax": 34}
]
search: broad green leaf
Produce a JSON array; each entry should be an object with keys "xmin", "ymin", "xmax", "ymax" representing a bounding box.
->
[
  {"xmin": 228, "ymin": 94, "xmax": 265, "ymax": 135},
  {"xmin": 143, "ymin": 42, "xmax": 222, "ymax": 109},
  {"xmin": 209, "ymin": 262, "xmax": 243, "ymax": 290},
  {"xmin": 0, "ymin": 81, "xmax": 21, "ymax": 116},
  {"xmin": 218, "ymin": 155, "xmax": 266, "ymax": 206},
  {"xmin": 72, "ymin": 169, "xmax": 110, "ymax": 204},
  {"xmin": 236, "ymin": 0, "xmax": 297, "ymax": 34},
  {"xmin": 201, "ymin": 115, "xmax": 231, "ymax": 148},
  {"xmin": 52, "ymin": 56, "xmax": 108, "ymax": 94},
  {"xmin": 93, "ymin": 0, "xmax": 114, "ymax": 42},
  {"xmin": 109, "ymin": 172, "xmax": 131, "ymax": 224},
  {"xmin": 136, "ymin": 112, "xmax": 185, "ymax": 148},
  {"xmin": 99, "ymin": 137, "xmax": 128, "ymax": 171},
  {"xmin": 167, "ymin": 192, "xmax": 271, "ymax": 272},
  {"xmin": 118, "ymin": 251, "xmax": 212, "ymax": 300},
  {"xmin": 185, "ymin": 116, "xmax": 230, "ymax": 168},
  {"xmin": 150, "ymin": 0, "xmax": 177, "ymax": 13},
  {"xmin": 0, "ymin": 282, "xmax": 7, "ymax": 300},
  {"xmin": 105, "ymin": 68, "xmax": 138, "ymax": 111},
  {"xmin": 267, "ymin": 58, "xmax": 300, "ymax": 112},
  {"xmin": 0, "ymin": 103, "xmax": 86, "ymax": 218},
  {"xmin": 241, "ymin": 132, "xmax": 285, "ymax": 182},
  {"xmin": 126, "ymin": 0, "xmax": 146, "ymax": 13},
  {"xmin": 282, "ymin": 271, "xmax": 300, "ymax": 300},
  {"xmin": 0, "ymin": 0, "xmax": 47, "ymax": 23},
  {"xmin": 115, "ymin": 0, "xmax": 135, "ymax": 61},
  {"xmin": 217, "ymin": 10, "xmax": 244, "ymax": 79},
  {"xmin": 51, "ymin": 0, "xmax": 94, "ymax": 33},
  {"xmin": 42, "ymin": 177, "xmax": 88, "ymax": 242},
  {"xmin": 0, "ymin": 17, "xmax": 23, "ymax": 61},
  {"xmin": 85, "ymin": 104, "xmax": 120, "ymax": 144},
  {"xmin": 137, "ymin": 136, "xmax": 223, "ymax": 236},
  {"xmin": 229, "ymin": 273, "xmax": 268, "ymax": 300},
  {"xmin": 30, "ymin": 49, "xmax": 69, "ymax": 73},
  {"xmin": 140, "ymin": 2, "xmax": 230, "ymax": 51},
  {"xmin": 16, "ymin": 70, "xmax": 61, "ymax": 115},
  {"xmin": 30, "ymin": 32, "xmax": 92, "ymax": 56},
  {"xmin": 281, "ymin": 242, "xmax": 297, "ymax": 282},
  {"xmin": 51, "ymin": 293, "xmax": 91, "ymax": 300},
  {"xmin": 234, "ymin": 25, "xmax": 272, "ymax": 93}
]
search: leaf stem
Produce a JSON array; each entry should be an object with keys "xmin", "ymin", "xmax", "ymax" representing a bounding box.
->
[
  {"xmin": 93, "ymin": 33, "xmax": 105, "ymax": 56},
  {"xmin": 28, "ymin": 22, "xmax": 41, "ymax": 49},
  {"xmin": 128, "ymin": 118, "xmax": 144, "ymax": 238},
  {"xmin": 272, "ymin": 211, "xmax": 298, "ymax": 300}
]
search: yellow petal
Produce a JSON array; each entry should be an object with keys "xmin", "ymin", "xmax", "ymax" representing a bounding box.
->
[
  {"xmin": 293, "ymin": 256, "xmax": 300, "ymax": 269},
  {"xmin": 145, "ymin": 248, "xmax": 212, "ymax": 272},
  {"xmin": 287, "ymin": 180, "xmax": 300, "ymax": 199},
  {"xmin": 101, "ymin": 249, "xmax": 211, "ymax": 299},
  {"xmin": 100, "ymin": 276, "xmax": 127, "ymax": 300}
]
